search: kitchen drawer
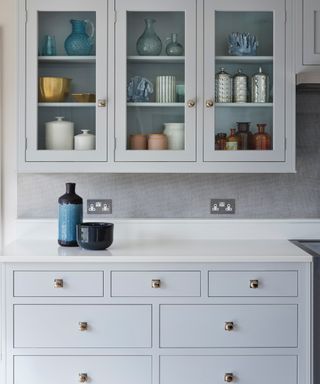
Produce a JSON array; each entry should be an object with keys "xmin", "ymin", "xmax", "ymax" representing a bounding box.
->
[
  {"xmin": 208, "ymin": 270, "xmax": 298, "ymax": 297},
  {"xmin": 160, "ymin": 304, "xmax": 297, "ymax": 348},
  {"xmin": 160, "ymin": 355, "xmax": 296, "ymax": 384},
  {"xmin": 13, "ymin": 271, "xmax": 104, "ymax": 297},
  {"xmin": 111, "ymin": 271, "xmax": 200, "ymax": 297},
  {"xmin": 14, "ymin": 305, "xmax": 151, "ymax": 348},
  {"xmin": 14, "ymin": 355, "xmax": 152, "ymax": 384}
]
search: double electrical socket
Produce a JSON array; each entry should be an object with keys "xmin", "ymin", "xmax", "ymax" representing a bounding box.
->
[
  {"xmin": 210, "ymin": 199, "xmax": 235, "ymax": 214},
  {"xmin": 87, "ymin": 199, "xmax": 112, "ymax": 214}
]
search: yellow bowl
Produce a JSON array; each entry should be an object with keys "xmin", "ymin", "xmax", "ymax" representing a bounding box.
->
[
  {"xmin": 72, "ymin": 93, "xmax": 96, "ymax": 103},
  {"xmin": 39, "ymin": 77, "xmax": 71, "ymax": 102}
]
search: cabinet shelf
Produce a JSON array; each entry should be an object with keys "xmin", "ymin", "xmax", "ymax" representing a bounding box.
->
[
  {"xmin": 127, "ymin": 102, "xmax": 184, "ymax": 107},
  {"xmin": 215, "ymin": 103, "xmax": 273, "ymax": 108},
  {"xmin": 216, "ymin": 56, "xmax": 273, "ymax": 64},
  {"xmin": 127, "ymin": 56, "xmax": 185, "ymax": 64},
  {"xmin": 38, "ymin": 56, "xmax": 96, "ymax": 63},
  {"xmin": 38, "ymin": 102, "xmax": 95, "ymax": 107}
]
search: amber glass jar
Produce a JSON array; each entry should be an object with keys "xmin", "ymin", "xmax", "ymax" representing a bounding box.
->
[
  {"xmin": 236, "ymin": 122, "xmax": 253, "ymax": 150},
  {"xmin": 253, "ymin": 124, "xmax": 271, "ymax": 150},
  {"xmin": 215, "ymin": 133, "xmax": 227, "ymax": 150},
  {"xmin": 226, "ymin": 128, "xmax": 238, "ymax": 150}
]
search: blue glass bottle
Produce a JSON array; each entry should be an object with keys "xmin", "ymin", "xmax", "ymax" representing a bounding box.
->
[{"xmin": 58, "ymin": 183, "xmax": 83, "ymax": 247}]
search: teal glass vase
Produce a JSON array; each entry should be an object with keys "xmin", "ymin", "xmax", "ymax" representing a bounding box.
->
[
  {"xmin": 165, "ymin": 33, "xmax": 184, "ymax": 56},
  {"xmin": 136, "ymin": 18, "xmax": 162, "ymax": 56}
]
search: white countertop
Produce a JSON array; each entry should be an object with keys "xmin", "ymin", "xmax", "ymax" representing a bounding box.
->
[{"xmin": 0, "ymin": 239, "xmax": 312, "ymax": 263}]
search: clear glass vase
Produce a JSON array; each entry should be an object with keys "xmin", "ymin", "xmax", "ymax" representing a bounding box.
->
[{"xmin": 136, "ymin": 18, "xmax": 162, "ymax": 56}]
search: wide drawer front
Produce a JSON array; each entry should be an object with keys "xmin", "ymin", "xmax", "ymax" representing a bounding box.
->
[
  {"xmin": 209, "ymin": 270, "xmax": 298, "ymax": 297},
  {"xmin": 14, "ymin": 356, "xmax": 152, "ymax": 384},
  {"xmin": 160, "ymin": 304, "xmax": 297, "ymax": 348},
  {"xmin": 160, "ymin": 355, "xmax": 296, "ymax": 384},
  {"xmin": 111, "ymin": 271, "xmax": 201, "ymax": 297},
  {"xmin": 13, "ymin": 271, "xmax": 104, "ymax": 297},
  {"xmin": 14, "ymin": 305, "xmax": 151, "ymax": 348}
]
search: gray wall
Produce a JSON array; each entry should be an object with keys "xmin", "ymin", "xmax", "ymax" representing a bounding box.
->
[{"xmin": 18, "ymin": 91, "xmax": 320, "ymax": 219}]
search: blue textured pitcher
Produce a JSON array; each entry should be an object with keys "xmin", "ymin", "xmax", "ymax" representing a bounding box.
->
[{"xmin": 64, "ymin": 19, "xmax": 95, "ymax": 56}]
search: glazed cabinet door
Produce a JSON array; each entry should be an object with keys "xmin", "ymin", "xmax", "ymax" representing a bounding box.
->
[
  {"xmin": 203, "ymin": 0, "xmax": 286, "ymax": 163},
  {"xmin": 114, "ymin": 0, "xmax": 197, "ymax": 162},
  {"xmin": 303, "ymin": 0, "xmax": 320, "ymax": 65},
  {"xmin": 24, "ymin": 0, "xmax": 107, "ymax": 162}
]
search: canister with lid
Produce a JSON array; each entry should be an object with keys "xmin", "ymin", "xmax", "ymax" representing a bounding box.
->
[
  {"xmin": 215, "ymin": 68, "xmax": 233, "ymax": 103},
  {"xmin": 45, "ymin": 116, "xmax": 74, "ymax": 150},
  {"xmin": 251, "ymin": 67, "xmax": 269, "ymax": 103},
  {"xmin": 74, "ymin": 130, "xmax": 96, "ymax": 150},
  {"xmin": 233, "ymin": 69, "xmax": 248, "ymax": 103}
]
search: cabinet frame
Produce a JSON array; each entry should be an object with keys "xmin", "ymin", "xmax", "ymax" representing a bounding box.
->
[{"xmin": 17, "ymin": 0, "xmax": 296, "ymax": 173}]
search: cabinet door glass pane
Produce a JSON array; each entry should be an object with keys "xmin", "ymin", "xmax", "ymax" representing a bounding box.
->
[
  {"xmin": 127, "ymin": 12, "xmax": 185, "ymax": 151},
  {"xmin": 38, "ymin": 12, "xmax": 96, "ymax": 152},
  {"xmin": 215, "ymin": 11, "xmax": 273, "ymax": 152}
]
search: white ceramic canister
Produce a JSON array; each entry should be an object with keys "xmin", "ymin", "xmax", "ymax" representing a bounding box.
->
[
  {"xmin": 74, "ymin": 130, "xmax": 96, "ymax": 150},
  {"xmin": 45, "ymin": 116, "xmax": 74, "ymax": 150},
  {"xmin": 163, "ymin": 123, "xmax": 185, "ymax": 150}
]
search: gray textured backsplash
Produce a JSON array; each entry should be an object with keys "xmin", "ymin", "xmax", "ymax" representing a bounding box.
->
[{"xmin": 18, "ymin": 91, "xmax": 320, "ymax": 219}]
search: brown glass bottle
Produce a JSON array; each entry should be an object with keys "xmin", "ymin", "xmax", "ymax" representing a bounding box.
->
[
  {"xmin": 215, "ymin": 133, "xmax": 227, "ymax": 150},
  {"xmin": 226, "ymin": 128, "xmax": 238, "ymax": 150},
  {"xmin": 236, "ymin": 122, "xmax": 253, "ymax": 150},
  {"xmin": 253, "ymin": 124, "xmax": 271, "ymax": 150}
]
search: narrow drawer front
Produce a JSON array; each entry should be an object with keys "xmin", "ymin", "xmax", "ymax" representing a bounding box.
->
[
  {"xmin": 111, "ymin": 271, "xmax": 201, "ymax": 297},
  {"xmin": 209, "ymin": 270, "xmax": 297, "ymax": 297},
  {"xmin": 14, "ymin": 305, "xmax": 151, "ymax": 348},
  {"xmin": 15, "ymin": 356, "xmax": 152, "ymax": 384},
  {"xmin": 160, "ymin": 355, "xmax": 296, "ymax": 384},
  {"xmin": 14, "ymin": 271, "xmax": 104, "ymax": 297},
  {"xmin": 160, "ymin": 304, "xmax": 297, "ymax": 348}
]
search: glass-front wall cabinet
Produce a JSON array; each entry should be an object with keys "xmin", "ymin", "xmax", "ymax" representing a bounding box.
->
[
  {"xmin": 203, "ymin": 0, "xmax": 286, "ymax": 162},
  {"xmin": 115, "ymin": 0, "xmax": 196, "ymax": 162},
  {"xmin": 25, "ymin": 0, "xmax": 107, "ymax": 162}
]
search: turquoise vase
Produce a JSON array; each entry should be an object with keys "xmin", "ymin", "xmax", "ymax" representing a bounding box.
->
[
  {"xmin": 64, "ymin": 19, "xmax": 95, "ymax": 56},
  {"xmin": 165, "ymin": 33, "xmax": 184, "ymax": 56},
  {"xmin": 136, "ymin": 18, "xmax": 162, "ymax": 56}
]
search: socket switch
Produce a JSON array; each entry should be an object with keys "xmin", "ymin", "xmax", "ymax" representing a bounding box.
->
[
  {"xmin": 87, "ymin": 199, "xmax": 112, "ymax": 214},
  {"xmin": 210, "ymin": 199, "xmax": 235, "ymax": 214}
]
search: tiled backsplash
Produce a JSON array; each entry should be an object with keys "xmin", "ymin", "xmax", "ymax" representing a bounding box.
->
[{"xmin": 18, "ymin": 91, "xmax": 320, "ymax": 218}]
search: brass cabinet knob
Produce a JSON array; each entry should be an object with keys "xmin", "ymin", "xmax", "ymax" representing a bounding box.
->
[
  {"xmin": 54, "ymin": 279, "xmax": 63, "ymax": 288},
  {"xmin": 79, "ymin": 373, "xmax": 88, "ymax": 383},
  {"xmin": 206, "ymin": 99, "xmax": 214, "ymax": 108},
  {"xmin": 151, "ymin": 279, "xmax": 161, "ymax": 288},
  {"xmin": 224, "ymin": 321, "xmax": 234, "ymax": 331},
  {"xmin": 224, "ymin": 373, "xmax": 234, "ymax": 382},
  {"xmin": 187, "ymin": 99, "xmax": 196, "ymax": 108},
  {"xmin": 79, "ymin": 322, "xmax": 88, "ymax": 331},
  {"xmin": 97, "ymin": 99, "xmax": 106, "ymax": 107},
  {"xmin": 250, "ymin": 279, "xmax": 259, "ymax": 289}
]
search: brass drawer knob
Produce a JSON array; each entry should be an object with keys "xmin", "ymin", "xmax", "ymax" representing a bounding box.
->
[
  {"xmin": 224, "ymin": 321, "xmax": 234, "ymax": 331},
  {"xmin": 151, "ymin": 279, "xmax": 161, "ymax": 288},
  {"xmin": 54, "ymin": 279, "xmax": 63, "ymax": 288},
  {"xmin": 79, "ymin": 322, "xmax": 88, "ymax": 331},
  {"xmin": 98, "ymin": 99, "xmax": 106, "ymax": 107},
  {"xmin": 206, "ymin": 99, "xmax": 214, "ymax": 108},
  {"xmin": 250, "ymin": 279, "xmax": 259, "ymax": 289},
  {"xmin": 187, "ymin": 99, "xmax": 196, "ymax": 108},
  {"xmin": 79, "ymin": 373, "xmax": 88, "ymax": 383},
  {"xmin": 224, "ymin": 373, "xmax": 234, "ymax": 382}
]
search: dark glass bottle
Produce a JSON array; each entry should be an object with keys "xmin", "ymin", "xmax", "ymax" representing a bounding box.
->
[
  {"xmin": 58, "ymin": 183, "xmax": 83, "ymax": 247},
  {"xmin": 236, "ymin": 122, "xmax": 253, "ymax": 150}
]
